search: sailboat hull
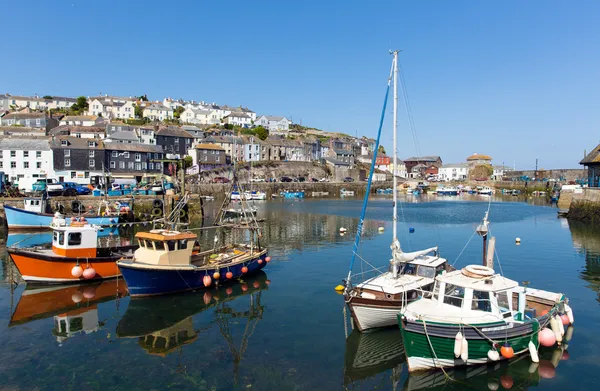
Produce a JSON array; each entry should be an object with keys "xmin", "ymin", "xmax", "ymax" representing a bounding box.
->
[{"xmin": 4, "ymin": 205, "xmax": 119, "ymax": 230}]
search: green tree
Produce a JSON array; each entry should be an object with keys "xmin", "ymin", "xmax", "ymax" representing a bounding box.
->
[
  {"xmin": 378, "ymin": 145, "xmax": 386, "ymax": 155},
  {"xmin": 178, "ymin": 155, "xmax": 194, "ymax": 170},
  {"xmin": 137, "ymin": 94, "xmax": 148, "ymax": 101},
  {"xmin": 69, "ymin": 96, "xmax": 89, "ymax": 114},
  {"xmin": 173, "ymin": 106, "xmax": 185, "ymax": 119},
  {"xmin": 42, "ymin": 95, "xmax": 53, "ymax": 99},
  {"xmin": 134, "ymin": 104, "xmax": 144, "ymax": 119},
  {"xmin": 253, "ymin": 126, "xmax": 269, "ymax": 140}
]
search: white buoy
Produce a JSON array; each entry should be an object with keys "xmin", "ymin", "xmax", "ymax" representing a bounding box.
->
[
  {"xmin": 555, "ymin": 314, "xmax": 565, "ymax": 337},
  {"xmin": 550, "ymin": 317, "xmax": 562, "ymax": 344},
  {"xmin": 528, "ymin": 341, "xmax": 539, "ymax": 363},
  {"xmin": 565, "ymin": 304, "xmax": 574, "ymax": 325},
  {"xmin": 339, "ymin": 227, "xmax": 347, "ymax": 233},
  {"xmin": 487, "ymin": 349, "xmax": 500, "ymax": 361},
  {"xmin": 565, "ymin": 325, "xmax": 574, "ymax": 342},
  {"xmin": 378, "ymin": 227, "xmax": 384, "ymax": 233},
  {"xmin": 454, "ymin": 332, "xmax": 463, "ymax": 358},
  {"xmin": 460, "ymin": 337, "xmax": 469, "ymax": 361},
  {"xmin": 515, "ymin": 237, "xmax": 521, "ymax": 243}
]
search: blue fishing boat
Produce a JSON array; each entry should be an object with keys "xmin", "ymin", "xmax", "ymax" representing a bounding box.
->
[
  {"xmin": 117, "ymin": 229, "xmax": 269, "ymax": 296},
  {"xmin": 280, "ymin": 190, "xmax": 305, "ymax": 199},
  {"xmin": 4, "ymin": 197, "xmax": 118, "ymax": 230}
]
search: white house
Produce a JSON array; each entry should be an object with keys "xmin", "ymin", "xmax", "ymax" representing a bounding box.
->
[
  {"xmin": 87, "ymin": 99, "xmax": 135, "ymax": 120},
  {"xmin": 2, "ymin": 94, "xmax": 76, "ymax": 111},
  {"xmin": 162, "ymin": 98, "xmax": 184, "ymax": 111},
  {"xmin": 438, "ymin": 163, "xmax": 469, "ymax": 181},
  {"xmin": 223, "ymin": 113, "xmax": 252, "ymax": 127},
  {"xmin": 388, "ymin": 158, "xmax": 407, "ymax": 178},
  {"xmin": 180, "ymin": 108, "xmax": 220, "ymax": 125},
  {"xmin": 143, "ymin": 104, "xmax": 174, "ymax": 121},
  {"xmin": 59, "ymin": 115, "xmax": 101, "ymax": 127},
  {"xmin": 255, "ymin": 115, "xmax": 291, "ymax": 134},
  {"xmin": 138, "ymin": 126, "xmax": 156, "ymax": 145},
  {"xmin": 492, "ymin": 165, "xmax": 509, "ymax": 181},
  {"xmin": 0, "ymin": 138, "xmax": 55, "ymax": 190}
]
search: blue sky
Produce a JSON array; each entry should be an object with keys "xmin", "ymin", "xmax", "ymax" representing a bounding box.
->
[{"xmin": 2, "ymin": 0, "xmax": 599, "ymax": 168}]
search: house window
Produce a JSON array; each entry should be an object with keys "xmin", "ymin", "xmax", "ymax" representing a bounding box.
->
[
  {"xmin": 175, "ymin": 138, "xmax": 180, "ymax": 144},
  {"xmin": 89, "ymin": 150, "xmax": 95, "ymax": 157},
  {"xmin": 135, "ymin": 153, "xmax": 141, "ymax": 161},
  {"xmin": 61, "ymin": 140, "xmax": 68, "ymax": 146},
  {"xmin": 135, "ymin": 163, "xmax": 141, "ymax": 170},
  {"xmin": 142, "ymin": 162, "xmax": 147, "ymax": 169},
  {"xmin": 10, "ymin": 151, "xmax": 15, "ymax": 158},
  {"xmin": 119, "ymin": 161, "xmax": 125, "ymax": 169},
  {"xmin": 65, "ymin": 149, "xmax": 71, "ymax": 157},
  {"xmin": 203, "ymin": 156, "xmax": 208, "ymax": 162},
  {"xmin": 23, "ymin": 151, "xmax": 29, "ymax": 158},
  {"xmin": 23, "ymin": 162, "xmax": 29, "ymax": 169},
  {"xmin": 89, "ymin": 160, "xmax": 95, "ymax": 168},
  {"xmin": 36, "ymin": 151, "xmax": 41, "ymax": 158},
  {"xmin": 124, "ymin": 152, "xmax": 129, "ymax": 158},
  {"xmin": 88, "ymin": 141, "xmax": 95, "ymax": 147},
  {"xmin": 128, "ymin": 162, "xmax": 134, "ymax": 169},
  {"xmin": 76, "ymin": 133, "xmax": 82, "ymax": 138},
  {"xmin": 149, "ymin": 163, "xmax": 154, "ymax": 170},
  {"xmin": 147, "ymin": 153, "xmax": 151, "ymax": 159},
  {"xmin": 112, "ymin": 151, "xmax": 118, "ymax": 157},
  {"xmin": 10, "ymin": 161, "xmax": 16, "ymax": 168},
  {"xmin": 156, "ymin": 163, "xmax": 162, "ymax": 171},
  {"xmin": 85, "ymin": 172, "xmax": 89, "ymax": 179},
  {"xmin": 110, "ymin": 161, "xmax": 116, "ymax": 169},
  {"xmin": 36, "ymin": 119, "xmax": 41, "ymax": 126},
  {"xmin": 65, "ymin": 158, "xmax": 71, "ymax": 167},
  {"xmin": 71, "ymin": 171, "xmax": 76, "ymax": 178}
]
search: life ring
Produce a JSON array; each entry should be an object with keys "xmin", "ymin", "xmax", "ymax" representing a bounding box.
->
[
  {"xmin": 152, "ymin": 207, "xmax": 162, "ymax": 216},
  {"xmin": 153, "ymin": 199, "xmax": 163, "ymax": 208},
  {"xmin": 462, "ymin": 265, "xmax": 495, "ymax": 278}
]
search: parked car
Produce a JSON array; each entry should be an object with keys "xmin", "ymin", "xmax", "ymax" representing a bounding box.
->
[
  {"xmin": 32, "ymin": 178, "xmax": 64, "ymax": 195},
  {"xmin": 60, "ymin": 182, "xmax": 91, "ymax": 196},
  {"xmin": 297, "ymin": 177, "xmax": 306, "ymax": 182},
  {"xmin": 212, "ymin": 177, "xmax": 230, "ymax": 184},
  {"xmin": 310, "ymin": 177, "xmax": 319, "ymax": 182},
  {"xmin": 250, "ymin": 177, "xmax": 265, "ymax": 183},
  {"xmin": 280, "ymin": 176, "xmax": 293, "ymax": 183},
  {"xmin": 343, "ymin": 177, "xmax": 355, "ymax": 183},
  {"xmin": 319, "ymin": 177, "xmax": 330, "ymax": 182}
]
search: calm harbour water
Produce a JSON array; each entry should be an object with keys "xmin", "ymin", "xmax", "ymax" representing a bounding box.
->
[{"xmin": 1, "ymin": 196, "xmax": 599, "ymax": 390}]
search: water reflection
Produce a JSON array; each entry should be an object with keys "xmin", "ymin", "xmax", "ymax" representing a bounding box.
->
[
  {"xmin": 9, "ymin": 279, "xmax": 127, "ymax": 343},
  {"xmin": 568, "ymin": 219, "xmax": 600, "ymax": 301},
  {"xmin": 117, "ymin": 272, "xmax": 268, "ymax": 383}
]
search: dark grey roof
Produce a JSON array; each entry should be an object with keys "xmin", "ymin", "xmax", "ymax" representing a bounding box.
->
[
  {"xmin": 333, "ymin": 149, "xmax": 354, "ymax": 155},
  {"xmin": 107, "ymin": 131, "xmax": 140, "ymax": 141},
  {"xmin": 3, "ymin": 112, "xmax": 47, "ymax": 119},
  {"xmin": 0, "ymin": 137, "xmax": 51, "ymax": 150},
  {"xmin": 50, "ymin": 137, "xmax": 104, "ymax": 150},
  {"xmin": 323, "ymin": 157, "xmax": 350, "ymax": 166},
  {"xmin": 48, "ymin": 125, "xmax": 105, "ymax": 136},
  {"xmin": 103, "ymin": 142, "xmax": 162, "ymax": 153},
  {"xmin": 156, "ymin": 126, "xmax": 195, "ymax": 138},
  {"xmin": 580, "ymin": 143, "xmax": 600, "ymax": 165},
  {"xmin": 404, "ymin": 156, "xmax": 441, "ymax": 162}
]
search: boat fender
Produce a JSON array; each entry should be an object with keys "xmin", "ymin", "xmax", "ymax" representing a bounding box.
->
[
  {"xmin": 565, "ymin": 304, "xmax": 574, "ymax": 325},
  {"xmin": 538, "ymin": 328, "xmax": 556, "ymax": 347},
  {"xmin": 551, "ymin": 348, "xmax": 563, "ymax": 367},
  {"xmin": 71, "ymin": 265, "xmax": 83, "ymax": 278},
  {"xmin": 500, "ymin": 343, "xmax": 514, "ymax": 359},
  {"xmin": 550, "ymin": 316, "xmax": 562, "ymax": 344},
  {"xmin": 487, "ymin": 349, "xmax": 500, "ymax": 361},
  {"xmin": 82, "ymin": 267, "xmax": 96, "ymax": 279},
  {"xmin": 334, "ymin": 285, "xmax": 345, "ymax": 292},
  {"xmin": 460, "ymin": 337, "xmax": 469, "ymax": 361},
  {"xmin": 487, "ymin": 381, "xmax": 499, "ymax": 391},
  {"xmin": 152, "ymin": 207, "xmax": 162, "ymax": 216},
  {"xmin": 560, "ymin": 314, "xmax": 570, "ymax": 326},
  {"xmin": 565, "ymin": 325, "xmax": 574, "ymax": 342},
  {"xmin": 454, "ymin": 332, "xmax": 463, "ymax": 358},
  {"xmin": 153, "ymin": 199, "xmax": 163, "ymax": 208},
  {"xmin": 555, "ymin": 314, "xmax": 565, "ymax": 336},
  {"xmin": 203, "ymin": 275, "xmax": 212, "ymax": 287},
  {"xmin": 529, "ymin": 341, "xmax": 539, "ymax": 363}
]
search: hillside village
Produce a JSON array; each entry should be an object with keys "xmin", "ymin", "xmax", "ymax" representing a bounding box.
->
[{"xmin": 0, "ymin": 93, "xmax": 510, "ymax": 191}]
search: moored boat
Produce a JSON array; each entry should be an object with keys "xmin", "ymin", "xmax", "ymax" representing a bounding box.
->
[
  {"xmin": 8, "ymin": 216, "xmax": 137, "ymax": 284},
  {"xmin": 117, "ymin": 229, "xmax": 269, "ymax": 297},
  {"xmin": 3, "ymin": 196, "xmax": 119, "ymax": 230}
]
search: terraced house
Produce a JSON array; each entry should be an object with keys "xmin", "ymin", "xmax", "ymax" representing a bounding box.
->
[
  {"xmin": 0, "ymin": 138, "xmax": 55, "ymax": 190},
  {"xmin": 50, "ymin": 137, "xmax": 105, "ymax": 185},
  {"xmin": 155, "ymin": 126, "xmax": 194, "ymax": 158},
  {"xmin": 0, "ymin": 112, "xmax": 59, "ymax": 133},
  {"xmin": 143, "ymin": 104, "xmax": 174, "ymax": 121},
  {"xmin": 103, "ymin": 142, "xmax": 164, "ymax": 182}
]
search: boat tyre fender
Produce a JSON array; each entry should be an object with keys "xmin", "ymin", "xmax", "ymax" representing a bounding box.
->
[
  {"xmin": 462, "ymin": 265, "xmax": 494, "ymax": 278},
  {"xmin": 153, "ymin": 199, "xmax": 163, "ymax": 208},
  {"xmin": 152, "ymin": 207, "xmax": 162, "ymax": 216},
  {"xmin": 179, "ymin": 208, "xmax": 187, "ymax": 218},
  {"xmin": 57, "ymin": 203, "xmax": 65, "ymax": 213},
  {"xmin": 71, "ymin": 200, "xmax": 82, "ymax": 214}
]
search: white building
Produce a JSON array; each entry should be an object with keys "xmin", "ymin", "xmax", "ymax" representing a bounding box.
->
[
  {"xmin": 143, "ymin": 104, "xmax": 174, "ymax": 121},
  {"xmin": 2, "ymin": 94, "xmax": 77, "ymax": 111},
  {"xmin": 87, "ymin": 99, "xmax": 135, "ymax": 120},
  {"xmin": 223, "ymin": 113, "xmax": 252, "ymax": 127},
  {"xmin": 162, "ymin": 98, "xmax": 185, "ymax": 111},
  {"xmin": 0, "ymin": 138, "xmax": 55, "ymax": 190},
  {"xmin": 59, "ymin": 115, "xmax": 101, "ymax": 127},
  {"xmin": 388, "ymin": 158, "xmax": 407, "ymax": 178},
  {"xmin": 492, "ymin": 165, "xmax": 509, "ymax": 181},
  {"xmin": 255, "ymin": 115, "xmax": 291, "ymax": 134},
  {"xmin": 180, "ymin": 108, "xmax": 220, "ymax": 125},
  {"xmin": 138, "ymin": 126, "xmax": 156, "ymax": 145},
  {"xmin": 438, "ymin": 163, "xmax": 469, "ymax": 181}
]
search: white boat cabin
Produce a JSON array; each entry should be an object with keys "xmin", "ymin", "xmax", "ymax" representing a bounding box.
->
[
  {"xmin": 51, "ymin": 218, "xmax": 99, "ymax": 258},
  {"xmin": 134, "ymin": 230, "xmax": 197, "ymax": 266},
  {"xmin": 403, "ymin": 266, "xmax": 538, "ymax": 323},
  {"xmin": 23, "ymin": 197, "xmax": 46, "ymax": 213}
]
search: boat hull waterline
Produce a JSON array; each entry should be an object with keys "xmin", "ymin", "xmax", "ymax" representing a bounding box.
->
[
  {"xmin": 4, "ymin": 205, "xmax": 119, "ymax": 230},
  {"xmin": 117, "ymin": 249, "xmax": 268, "ymax": 297}
]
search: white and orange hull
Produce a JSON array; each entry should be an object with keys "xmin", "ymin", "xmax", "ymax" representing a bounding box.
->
[{"xmin": 8, "ymin": 249, "xmax": 131, "ymax": 284}]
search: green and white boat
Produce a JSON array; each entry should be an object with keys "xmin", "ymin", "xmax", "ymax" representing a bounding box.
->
[{"xmin": 398, "ymin": 215, "xmax": 574, "ymax": 372}]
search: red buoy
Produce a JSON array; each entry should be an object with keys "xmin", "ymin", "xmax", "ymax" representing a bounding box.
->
[
  {"xmin": 258, "ymin": 259, "xmax": 263, "ymax": 265},
  {"xmin": 500, "ymin": 344, "xmax": 515, "ymax": 359},
  {"xmin": 560, "ymin": 314, "xmax": 570, "ymax": 326},
  {"xmin": 253, "ymin": 281, "xmax": 260, "ymax": 288},
  {"xmin": 226, "ymin": 271, "xmax": 233, "ymax": 279},
  {"xmin": 241, "ymin": 266, "xmax": 248, "ymax": 274},
  {"xmin": 213, "ymin": 272, "xmax": 221, "ymax": 280},
  {"xmin": 226, "ymin": 287, "xmax": 233, "ymax": 295},
  {"xmin": 241, "ymin": 283, "xmax": 248, "ymax": 292},
  {"xmin": 265, "ymin": 256, "xmax": 271, "ymax": 263}
]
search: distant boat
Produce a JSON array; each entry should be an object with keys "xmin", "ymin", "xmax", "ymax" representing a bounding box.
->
[
  {"xmin": 280, "ymin": 190, "xmax": 305, "ymax": 199},
  {"xmin": 4, "ymin": 197, "xmax": 118, "ymax": 230},
  {"xmin": 478, "ymin": 186, "xmax": 493, "ymax": 195},
  {"xmin": 341, "ymin": 188, "xmax": 355, "ymax": 196},
  {"xmin": 376, "ymin": 188, "xmax": 393, "ymax": 195},
  {"xmin": 246, "ymin": 190, "xmax": 267, "ymax": 200},
  {"xmin": 436, "ymin": 186, "xmax": 458, "ymax": 196}
]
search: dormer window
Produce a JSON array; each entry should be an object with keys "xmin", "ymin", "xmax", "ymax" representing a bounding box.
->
[
  {"xmin": 88, "ymin": 141, "xmax": 95, "ymax": 147},
  {"xmin": 61, "ymin": 140, "xmax": 68, "ymax": 146}
]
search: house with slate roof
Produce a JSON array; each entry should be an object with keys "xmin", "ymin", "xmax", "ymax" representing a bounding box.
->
[
  {"xmin": 255, "ymin": 115, "xmax": 291, "ymax": 134},
  {"xmin": 580, "ymin": 143, "xmax": 600, "ymax": 187},
  {"xmin": 0, "ymin": 137, "xmax": 55, "ymax": 190}
]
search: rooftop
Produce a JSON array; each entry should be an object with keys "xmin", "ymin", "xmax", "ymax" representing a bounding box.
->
[
  {"xmin": 48, "ymin": 125, "xmax": 105, "ymax": 136},
  {"xmin": 580, "ymin": 143, "xmax": 600, "ymax": 165},
  {"xmin": 103, "ymin": 142, "xmax": 163, "ymax": 153},
  {"xmin": 405, "ymin": 156, "xmax": 441, "ymax": 162},
  {"xmin": 61, "ymin": 115, "xmax": 98, "ymax": 122},
  {"xmin": 156, "ymin": 126, "xmax": 195, "ymax": 138},
  {"xmin": 50, "ymin": 137, "xmax": 104, "ymax": 150},
  {"xmin": 0, "ymin": 137, "xmax": 51, "ymax": 150},
  {"xmin": 437, "ymin": 268, "xmax": 518, "ymax": 292},
  {"xmin": 196, "ymin": 143, "xmax": 225, "ymax": 151},
  {"xmin": 2, "ymin": 112, "xmax": 47, "ymax": 119},
  {"xmin": 467, "ymin": 153, "xmax": 492, "ymax": 161}
]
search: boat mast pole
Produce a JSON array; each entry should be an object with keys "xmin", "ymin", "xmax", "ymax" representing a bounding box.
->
[{"xmin": 392, "ymin": 50, "xmax": 399, "ymax": 243}]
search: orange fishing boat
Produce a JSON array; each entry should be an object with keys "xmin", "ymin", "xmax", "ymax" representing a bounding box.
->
[{"xmin": 8, "ymin": 216, "xmax": 137, "ymax": 284}]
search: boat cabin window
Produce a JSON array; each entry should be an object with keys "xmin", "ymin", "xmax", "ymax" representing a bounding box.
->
[
  {"xmin": 400, "ymin": 263, "xmax": 417, "ymax": 275},
  {"xmin": 68, "ymin": 232, "xmax": 82, "ymax": 246},
  {"xmin": 54, "ymin": 231, "xmax": 65, "ymax": 246},
  {"xmin": 471, "ymin": 290, "xmax": 492, "ymax": 312},
  {"xmin": 495, "ymin": 291, "xmax": 512, "ymax": 314},
  {"xmin": 417, "ymin": 266, "xmax": 435, "ymax": 279},
  {"xmin": 443, "ymin": 284, "xmax": 465, "ymax": 308},
  {"xmin": 178, "ymin": 239, "xmax": 188, "ymax": 250},
  {"xmin": 166, "ymin": 240, "xmax": 176, "ymax": 251}
]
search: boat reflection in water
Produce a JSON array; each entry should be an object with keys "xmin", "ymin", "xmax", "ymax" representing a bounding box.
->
[
  {"xmin": 9, "ymin": 279, "xmax": 127, "ymax": 343},
  {"xmin": 568, "ymin": 219, "xmax": 600, "ymax": 301},
  {"xmin": 343, "ymin": 328, "xmax": 404, "ymax": 390},
  {"xmin": 116, "ymin": 271, "xmax": 268, "ymax": 377},
  {"xmin": 404, "ymin": 345, "xmax": 571, "ymax": 391}
]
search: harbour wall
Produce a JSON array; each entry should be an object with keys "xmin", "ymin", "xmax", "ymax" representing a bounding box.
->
[{"xmin": 567, "ymin": 188, "xmax": 600, "ymax": 222}]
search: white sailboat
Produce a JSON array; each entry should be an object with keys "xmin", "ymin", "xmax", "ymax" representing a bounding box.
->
[{"xmin": 344, "ymin": 51, "xmax": 451, "ymax": 332}]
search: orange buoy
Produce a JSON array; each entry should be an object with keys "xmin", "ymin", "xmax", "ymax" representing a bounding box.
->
[
  {"xmin": 253, "ymin": 281, "xmax": 260, "ymax": 289},
  {"xmin": 241, "ymin": 283, "xmax": 248, "ymax": 292},
  {"xmin": 226, "ymin": 271, "xmax": 233, "ymax": 279},
  {"xmin": 539, "ymin": 328, "xmax": 556, "ymax": 347},
  {"xmin": 226, "ymin": 287, "xmax": 233, "ymax": 295},
  {"xmin": 500, "ymin": 344, "xmax": 515, "ymax": 359},
  {"xmin": 560, "ymin": 314, "xmax": 570, "ymax": 326},
  {"xmin": 203, "ymin": 275, "xmax": 212, "ymax": 287},
  {"xmin": 71, "ymin": 265, "xmax": 83, "ymax": 278},
  {"xmin": 213, "ymin": 272, "xmax": 221, "ymax": 280},
  {"xmin": 82, "ymin": 267, "xmax": 96, "ymax": 279},
  {"xmin": 500, "ymin": 375, "xmax": 514, "ymax": 389},
  {"xmin": 241, "ymin": 266, "xmax": 248, "ymax": 274},
  {"xmin": 258, "ymin": 259, "xmax": 263, "ymax": 265},
  {"xmin": 265, "ymin": 256, "xmax": 271, "ymax": 263}
]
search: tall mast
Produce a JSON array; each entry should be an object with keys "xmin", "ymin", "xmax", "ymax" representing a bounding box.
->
[{"xmin": 392, "ymin": 50, "xmax": 398, "ymax": 242}]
